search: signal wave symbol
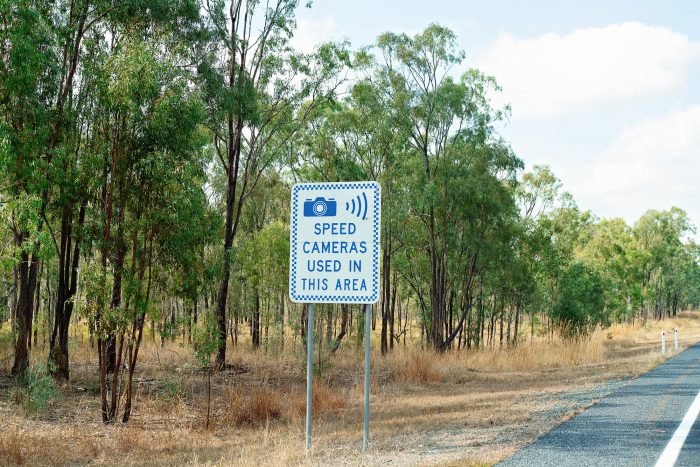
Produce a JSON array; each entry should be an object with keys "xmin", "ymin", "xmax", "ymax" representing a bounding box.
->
[{"xmin": 345, "ymin": 191, "xmax": 369, "ymax": 220}]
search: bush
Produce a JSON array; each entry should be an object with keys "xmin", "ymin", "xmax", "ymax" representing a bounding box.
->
[
  {"xmin": 552, "ymin": 262, "xmax": 607, "ymax": 338},
  {"xmin": 157, "ymin": 377, "xmax": 190, "ymax": 402},
  {"xmin": 14, "ymin": 365, "xmax": 62, "ymax": 414}
]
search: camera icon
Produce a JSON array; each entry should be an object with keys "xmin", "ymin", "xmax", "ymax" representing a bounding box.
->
[{"xmin": 304, "ymin": 197, "xmax": 337, "ymax": 217}]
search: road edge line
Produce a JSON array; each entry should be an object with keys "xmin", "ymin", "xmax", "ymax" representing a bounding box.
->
[{"xmin": 655, "ymin": 385, "xmax": 700, "ymax": 466}]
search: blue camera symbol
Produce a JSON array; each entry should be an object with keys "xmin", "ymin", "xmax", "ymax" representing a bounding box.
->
[{"xmin": 303, "ymin": 197, "xmax": 337, "ymax": 217}]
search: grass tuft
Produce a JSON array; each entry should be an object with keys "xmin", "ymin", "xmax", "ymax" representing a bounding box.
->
[
  {"xmin": 395, "ymin": 351, "xmax": 443, "ymax": 383},
  {"xmin": 292, "ymin": 380, "xmax": 346, "ymax": 418},
  {"xmin": 224, "ymin": 385, "xmax": 282, "ymax": 427}
]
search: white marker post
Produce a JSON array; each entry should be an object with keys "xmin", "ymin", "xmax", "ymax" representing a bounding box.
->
[
  {"xmin": 662, "ymin": 331, "xmax": 666, "ymax": 354},
  {"xmin": 675, "ymin": 328, "xmax": 679, "ymax": 351},
  {"xmin": 289, "ymin": 181, "xmax": 381, "ymax": 455}
]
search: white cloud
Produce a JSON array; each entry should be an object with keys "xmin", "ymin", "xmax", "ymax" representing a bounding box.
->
[
  {"xmin": 291, "ymin": 16, "xmax": 336, "ymax": 53},
  {"xmin": 570, "ymin": 106, "xmax": 700, "ymax": 230},
  {"xmin": 474, "ymin": 22, "xmax": 700, "ymax": 119}
]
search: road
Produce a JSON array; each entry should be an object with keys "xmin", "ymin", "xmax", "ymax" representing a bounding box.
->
[{"xmin": 499, "ymin": 343, "xmax": 700, "ymax": 467}]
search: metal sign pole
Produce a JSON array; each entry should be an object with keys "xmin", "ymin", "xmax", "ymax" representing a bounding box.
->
[
  {"xmin": 305, "ymin": 303, "xmax": 314, "ymax": 455},
  {"xmin": 363, "ymin": 303, "xmax": 371, "ymax": 452}
]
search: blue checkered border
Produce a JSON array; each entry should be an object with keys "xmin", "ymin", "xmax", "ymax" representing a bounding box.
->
[{"xmin": 289, "ymin": 181, "xmax": 381, "ymax": 304}]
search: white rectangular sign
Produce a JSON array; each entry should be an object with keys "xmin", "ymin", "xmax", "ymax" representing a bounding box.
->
[{"xmin": 289, "ymin": 181, "xmax": 381, "ymax": 304}]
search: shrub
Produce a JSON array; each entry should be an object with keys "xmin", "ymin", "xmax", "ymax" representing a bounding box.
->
[
  {"xmin": 157, "ymin": 377, "xmax": 189, "ymax": 402},
  {"xmin": 552, "ymin": 262, "xmax": 607, "ymax": 338},
  {"xmin": 14, "ymin": 365, "xmax": 61, "ymax": 415}
]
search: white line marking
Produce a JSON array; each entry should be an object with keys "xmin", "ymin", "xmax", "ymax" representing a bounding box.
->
[{"xmin": 655, "ymin": 387, "xmax": 700, "ymax": 467}]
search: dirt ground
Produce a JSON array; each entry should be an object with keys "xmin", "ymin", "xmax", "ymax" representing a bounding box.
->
[{"xmin": 2, "ymin": 313, "xmax": 699, "ymax": 466}]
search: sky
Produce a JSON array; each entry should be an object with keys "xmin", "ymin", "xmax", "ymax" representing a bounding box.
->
[{"xmin": 291, "ymin": 0, "xmax": 700, "ymax": 233}]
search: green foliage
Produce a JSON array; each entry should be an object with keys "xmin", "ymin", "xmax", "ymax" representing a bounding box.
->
[
  {"xmin": 0, "ymin": 325, "xmax": 14, "ymax": 362},
  {"xmin": 156, "ymin": 377, "xmax": 190, "ymax": 402},
  {"xmin": 12, "ymin": 365, "xmax": 62, "ymax": 414},
  {"xmin": 192, "ymin": 310, "xmax": 219, "ymax": 368},
  {"xmin": 552, "ymin": 262, "xmax": 607, "ymax": 338}
]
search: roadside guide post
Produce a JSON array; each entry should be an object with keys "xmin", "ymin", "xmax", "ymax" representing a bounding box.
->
[
  {"xmin": 289, "ymin": 182, "xmax": 381, "ymax": 456},
  {"xmin": 662, "ymin": 331, "xmax": 666, "ymax": 354},
  {"xmin": 675, "ymin": 328, "xmax": 679, "ymax": 351}
]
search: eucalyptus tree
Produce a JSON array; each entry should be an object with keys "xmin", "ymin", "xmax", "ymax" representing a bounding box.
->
[
  {"xmin": 0, "ymin": 0, "xmax": 123, "ymax": 378},
  {"xmin": 239, "ymin": 217, "xmax": 290, "ymax": 351},
  {"xmin": 633, "ymin": 208, "xmax": 694, "ymax": 320},
  {"xmin": 0, "ymin": 0, "xmax": 60, "ymax": 377},
  {"xmin": 514, "ymin": 165, "xmax": 575, "ymax": 340},
  {"xmin": 339, "ymin": 78, "xmax": 413, "ymax": 354},
  {"xmin": 232, "ymin": 173, "xmax": 289, "ymax": 349},
  {"xmin": 370, "ymin": 25, "xmax": 517, "ymax": 350},
  {"xmin": 118, "ymin": 121, "xmax": 208, "ymax": 424},
  {"xmin": 535, "ymin": 205, "xmax": 594, "ymax": 334},
  {"xmin": 199, "ymin": 0, "xmax": 349, "ymax": 369},
  {"xmin": 291, "ymin": 67, "xmax": 413, "ymax": 353},
  {"xmin": 515, "ymin": 165, "xmax": 567, "ymax": 220},
  {"xmin": 576, "ymin": 218, "xmax": 638, "ymax": 322},
  {"xmin": 400, "ymin": 137, "xmax": 522, "ymax": 350},
  {"xmin": 80, "ymin": 31, "xmax": 206, "ymax": 421},
  {"xmin": 0, "ymin": 0, "xmax": 205, "ymax": 380},
  {"xmin": 678, "ymin": 242, "xmax": 700, "ymax": 311}
]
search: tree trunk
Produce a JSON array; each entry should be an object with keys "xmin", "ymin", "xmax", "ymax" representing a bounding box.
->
[
  {"xmin": 252, "ymin": 289, "xmax": 260, "ymax": 348},
  {"xmin": 50, "ymin": 201, "xmax": 85, "ymax": 381},
  {"xmin": 11, "ymin": 245, "xmax": 38, "ymax": 378}
]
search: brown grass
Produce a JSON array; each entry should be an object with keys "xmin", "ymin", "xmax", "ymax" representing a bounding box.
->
[
  {"xmin": 0, "ymin": 430, "xmax": 24, "ymax": 465},
  {"xmin": 224, "ymin": 385, "xmax": 283, "ymax": 427},
  {"xmin": 2, "ymin": 312, "xmax": 700, "ymax": 466},
  {"xmin": 292, "ymin": 380, "xmax": 346, "ymax": 417},
  {"xmin": 395, "ymin": 351, "xmax": 444, "ymax": 383}
]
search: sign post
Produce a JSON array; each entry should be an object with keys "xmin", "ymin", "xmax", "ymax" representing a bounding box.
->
[
  {"xmin": 289, "ymin": 181, "xmax": 381, "ymax": 455},
  {"xmin": 305, "ymin": 303, "xmax": 314, "ymax": 454},
  {"xmin": 363, "ymin": 303, "xmax": 371, "ymax": 451}
]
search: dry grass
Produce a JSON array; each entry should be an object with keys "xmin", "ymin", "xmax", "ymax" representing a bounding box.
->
[
  {"xmin": 224, "ymin": 385, "xmax": 283, "ymax": 426},
  {"xmin": 394, "ymin": 351, "xmax": 443, "ymax": 383},
  {"xmin": 1, "ymin": 312, "xmax": 700, "ymax": 466},
  {"xmin": 0, "ymin": 430, "xmax": 24, "ymax": 465},
  {"xmin": 297, "ymin": 380, "xmax": 347, "ymax": 416},
  {"xmin": 222, "ymin": 379, "xmax": 346, "ymax": 428}
]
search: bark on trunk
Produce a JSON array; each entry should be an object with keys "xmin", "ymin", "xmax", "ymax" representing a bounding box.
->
[{"xmin": 49, "ymin": 201, "xmax": 85, "ymax": 381}]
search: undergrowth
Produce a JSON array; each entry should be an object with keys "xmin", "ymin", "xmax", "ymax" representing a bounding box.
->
[{"xmin": 9, "ymin": 365, "xmax": 61, "ymax": 415}]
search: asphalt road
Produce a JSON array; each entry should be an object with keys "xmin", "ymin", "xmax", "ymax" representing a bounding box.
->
[{"xmin": 499, "ymin": 343, "xmax": 700, "ymax": 467}]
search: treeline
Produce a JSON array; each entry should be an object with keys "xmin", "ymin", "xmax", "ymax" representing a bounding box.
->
[{"xmin": 1, "ymin": 0, "xmax": 699, "ymax": 423}]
